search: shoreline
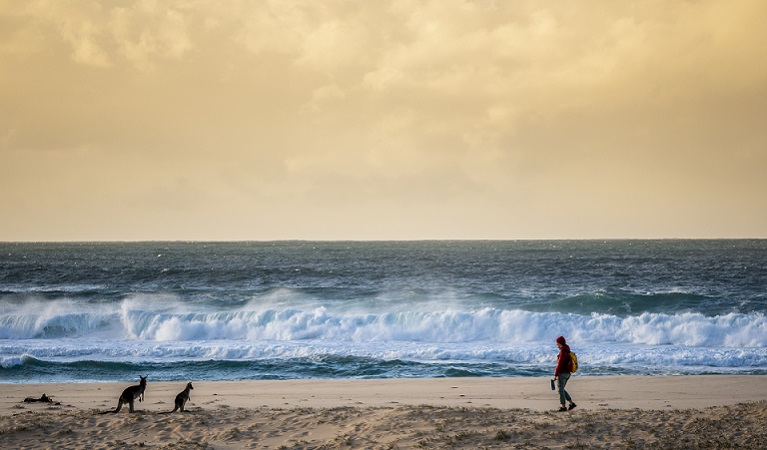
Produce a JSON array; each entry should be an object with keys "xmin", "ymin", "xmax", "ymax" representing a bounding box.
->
[
  {"xmin": 3, "ymin": 375, "xmax": 767, "ymax": 413},
  {"xmin": 2, "ymin": 376, "xmax": 766, "ymax": 449}
]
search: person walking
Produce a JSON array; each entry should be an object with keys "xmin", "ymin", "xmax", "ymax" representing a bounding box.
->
[{"xmin": 553, "ymin": 335, "xmax": 577, "ymax": 411}]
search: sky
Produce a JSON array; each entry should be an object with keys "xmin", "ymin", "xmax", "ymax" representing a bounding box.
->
[{"xmin": 1, "ymin": 0, "xmax": 766, "ymax": 241}]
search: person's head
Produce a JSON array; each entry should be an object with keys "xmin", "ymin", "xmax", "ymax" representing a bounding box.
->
[{"xmin": 556, "ymin": 336, "xmax": 566, "ymax": 348}]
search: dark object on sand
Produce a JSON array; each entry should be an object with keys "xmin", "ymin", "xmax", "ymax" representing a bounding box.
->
[{"xmin": 23, "ymin": 393, "xmax": 58, "ymax": 404}]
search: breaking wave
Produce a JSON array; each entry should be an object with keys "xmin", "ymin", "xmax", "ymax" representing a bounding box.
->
[{"xmin": 1, "ymin": 297, "xmax": 764, "ymax": 348}]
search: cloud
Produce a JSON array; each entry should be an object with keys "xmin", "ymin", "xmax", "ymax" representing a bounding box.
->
[
  {"xmin": 57, "ymin": 16, "xmax": 112, "ymax": 67},
  {"xmin": 301, "ymin": 84, "xmax": 346, "ymax": 114},
  {"xmin": 0, "ymin": 0, "xmax": 765, "ymax": 239},
  {"xmin": 109, "ymin": 1, "xmax": 193, "ymax": 71},
  {"xmin": 0, "ymin": 0, "xmax": 194, "ymax": 71}
]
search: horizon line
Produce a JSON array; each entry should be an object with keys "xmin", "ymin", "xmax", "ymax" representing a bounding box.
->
[{"xmin": 2, "ymin": 237, "xmax": 765, "ymax": 244}]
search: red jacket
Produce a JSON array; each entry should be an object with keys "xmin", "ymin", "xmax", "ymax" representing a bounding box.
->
[{"xmin": 555, "ymin": 344, "xmax": 571, "ymax": 377}]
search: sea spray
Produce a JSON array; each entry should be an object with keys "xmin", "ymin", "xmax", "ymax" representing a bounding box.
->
[{"xmin": 4, "ymin": 297, "xmax": 765, "ymax": 347}]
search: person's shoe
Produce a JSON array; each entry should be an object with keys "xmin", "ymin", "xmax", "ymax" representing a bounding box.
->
[
  {"xmin": 568, "ymin": 403, "xmax": 577, "ymax": 410},
  {"xmin": 558, "ymin": 406, "xmax": 567, "ymax": 412}
]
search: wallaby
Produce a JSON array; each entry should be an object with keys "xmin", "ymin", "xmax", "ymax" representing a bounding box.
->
[
  {"xmin": 102, "ymin": 375, "xmax": 147, "ymax": 414},
  {"xmin": 160, "ymin": 382, "xmax": 194, "ymax": 414}
]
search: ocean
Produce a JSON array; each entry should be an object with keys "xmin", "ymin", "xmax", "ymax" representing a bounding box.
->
[{"xmin": 1, "ymin": 240, "xmax": 765, "ymax": 383}]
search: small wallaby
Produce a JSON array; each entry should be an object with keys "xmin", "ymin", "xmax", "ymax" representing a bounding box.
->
[
  {"xmin": 102, "ymin": 375, "xmax": 147, "ymax": 414},
  {"xmin": 161, "ymin": 382, "xmax": 194, "ymax": 414}
]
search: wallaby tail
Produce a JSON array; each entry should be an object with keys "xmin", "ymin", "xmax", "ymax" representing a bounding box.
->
[{"xmin": 99, "ymin": 400, "xmax": 123, "ymax": 414}]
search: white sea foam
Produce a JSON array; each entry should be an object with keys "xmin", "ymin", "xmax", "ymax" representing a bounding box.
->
[
  {"xmin": 0, "ymin": 354, "xmax": 33, "ymax": 368},
  {"xmin": 3, "ymin": 338, "xmax": 767, "ymax": 376},
  {"xmin": 117, "ymin": 303, "xmax": 767, "ymax": 348},
  {"xmin": 1, "ymin": 298, "xmax": 765, "ymax": 349}
]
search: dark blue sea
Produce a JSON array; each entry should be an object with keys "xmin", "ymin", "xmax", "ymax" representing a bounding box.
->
[{"xmin": 1, "ymin": 240, "xmax": 765, "ymax": 383}]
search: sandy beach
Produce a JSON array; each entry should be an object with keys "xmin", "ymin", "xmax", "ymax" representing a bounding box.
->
[{"xmin": 1, "ymin": 375, "xmax": 766, "ymax": 449}]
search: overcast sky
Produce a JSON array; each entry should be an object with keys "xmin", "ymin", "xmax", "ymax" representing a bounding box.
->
[{"xmin": 2, "ymin": 0, "xmax": 765, "ymax": 241}]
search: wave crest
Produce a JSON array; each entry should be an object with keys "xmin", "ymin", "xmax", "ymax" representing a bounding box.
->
[{"xmin": 2, "ymin": 297, "xmax": 764, "ymax": 348}]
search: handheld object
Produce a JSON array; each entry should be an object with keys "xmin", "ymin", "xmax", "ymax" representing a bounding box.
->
[{"xmin": 550, "ymin": 379, "xmax": 556, "ymax": 391}]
